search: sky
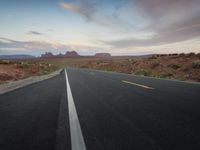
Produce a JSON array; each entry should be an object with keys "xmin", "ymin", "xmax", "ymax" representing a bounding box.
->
[{"xmin": 0, "ymin": 0, "xmax": 200, "ymax": 56}]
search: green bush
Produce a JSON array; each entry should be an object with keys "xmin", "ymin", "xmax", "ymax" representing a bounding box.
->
[
  {"xmin": 158, "ymin": 72, "xmax": 174, "ymax": 78},
  {"xmin": 150, "ymin": 62, "xmax": 159, "ymax": 69},
  {"xmin": 178, "ymin": 75, "xmax": 188, "ymax": 81},
  {"xmin": 179, "ymin": 53, "xmax": 185, "ymax": 57},
  {"xmin": 0, "ymin": 60, "xmax": 10, "ymax": 64},
  {"xmin": 149, "ymin": 55, "xmax": 157, "ymax": 59},
  {"xmin": 18, "ymin": 62, "xmax": 29, "ymax": 69},
  {"xmin": 186, "ymin": 53, "xmax": 195, "ymax": 57},
  {"xmin": 134, "ymin": 69, "xmax": 151, "ymax": 76},
  {"xmin": 192, "ymin": 60, "xmax": 200, "ymax": 69},
  {"xmin": 168, "ymin": 64, "xmax": 181, "ymax": 69}
]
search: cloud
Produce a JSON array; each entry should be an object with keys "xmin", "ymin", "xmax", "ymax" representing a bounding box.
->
[
  {"xmin": 1, "ymin": 0, "xmax": 200, "ymax": 55},
  {"xmin": 105, "ymin": 11, "xmax": 200, "ymax": 48},
  {"xmin": 133, "ymin": 0, "xmax": 200, "ymax": 19},
  {"xmin": 0, "ymin": 37, "xmax": 104, "ymax": 55},
  {"xmin": 0, "ymin": 37, "xmax": 70, "ymax": 51},
  {"xmin": 96, "ymin": 0, "xmax": 200, "ymax": 48},
  {"xmin": 0, "ymin": 48, "xmax": 26, "ymax": 51},
  {"xmin": 59, "ymin": 0, "xmax": 131, "ymax": 31},
  {"xmin": 47, "ymin": 29, "xmax": 54, "ymax": 32},
  {"xmin": 59, "ymin": 0, "xmax": 96, "ymax": 20},
  {"xmin": 0, "ymin": 38, "xmax": 24, "ymax": 49},
  {"xmin": 59, "ymin": 0, "xmax": 200, "ymax": 43},
  {"xmin": 26, "ymin": 31, "xmax": 43, "ymax": 35},
  {"xmin": 0, "ymin": 37, "xmax": 18, "ymax": 43}
]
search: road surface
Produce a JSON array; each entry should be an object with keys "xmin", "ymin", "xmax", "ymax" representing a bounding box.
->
[{"xmin": 0, "ymin": 67, "xmax": 200, "ymax": 150}]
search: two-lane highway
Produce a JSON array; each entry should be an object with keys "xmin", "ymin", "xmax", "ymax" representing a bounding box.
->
[{"xmin": 0, "ymin": 67, "xmax": 200, "ymax": 150}]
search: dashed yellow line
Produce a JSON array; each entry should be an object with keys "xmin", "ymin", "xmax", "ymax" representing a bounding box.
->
[{"xmin": 122, "ymin": 80, "xmax": 155, "ymax": 90}]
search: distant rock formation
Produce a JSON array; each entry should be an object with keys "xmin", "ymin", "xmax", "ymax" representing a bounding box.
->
[
  {"xmin": 57, "ymin": 53, "xmax": 64, "ymax": 57},
  {"xmin": 65, "ymin": 51, "xmax": 79, "ymax": 57},
  {"xmin": 94, "ymin": 53, "xmax": 111, "ymax": 57},
  {"xmin": 0, "ymin": 55, "xmax": 35, "ymax": 60},
  {"xmin": 41, "ymin": 52, "xmax": 54, "ymax": 58},
  {"xmin": 41, "ymin": 51, "xmax": 80, "ymax": 58}
]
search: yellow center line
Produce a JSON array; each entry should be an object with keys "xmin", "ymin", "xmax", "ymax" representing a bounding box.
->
[{"xmin": 122, "ymin": 80, "xmax": 155, "ymax": 90}]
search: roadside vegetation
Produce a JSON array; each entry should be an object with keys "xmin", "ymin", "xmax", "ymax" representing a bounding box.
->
[
  {"xmin": 0, "ymin": 53, "xmax": 200, "ymax": 84},
  {"xmin": 61, "ymin": 53, "xmax": 200, "ymax": 82},
  {"xmin": 0, "ymin": 59, "xmax": 59, "ymax": 84}
]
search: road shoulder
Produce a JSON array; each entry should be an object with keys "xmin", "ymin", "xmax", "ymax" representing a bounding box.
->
[{"xmin": 0, "ymin": 69, "xmax": 62, "ymax": 95}]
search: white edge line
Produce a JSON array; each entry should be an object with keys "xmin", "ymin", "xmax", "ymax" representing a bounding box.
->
[{"xmin": 65, "ymin": 68, "xmax": 87, "ymax": 150}]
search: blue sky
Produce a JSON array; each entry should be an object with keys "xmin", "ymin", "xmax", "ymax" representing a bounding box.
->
[{"xmin": 0, "ymin": 0, "xmax": 200, "ymax": 56}]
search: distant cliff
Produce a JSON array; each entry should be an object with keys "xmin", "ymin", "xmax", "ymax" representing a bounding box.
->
[
  {"xmin": 41, "ymin": 51, "xmax": 80, "ymax": 58},
  {"xmin": 0, "ymin": 55, "xmax": 35, "ymax": 60},
  {"xmin": 41, "ymin": 52, "xmax": 54, "ymax": 58},
  {"xmin": 94, "ymin": 53, "xmax": 111, "ymax": 57},
  {"xmin": 40, "ymin": 51, "xmax": 112, "ymax": 58},
  {"xmin": 65, "ymin": 51, "xmax": 79, "ymax": 57}
]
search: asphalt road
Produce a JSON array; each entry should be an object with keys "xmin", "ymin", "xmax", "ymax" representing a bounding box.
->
[{"xmin": 0, "ymin": 67, "xmax": 200, "ymax": 150}]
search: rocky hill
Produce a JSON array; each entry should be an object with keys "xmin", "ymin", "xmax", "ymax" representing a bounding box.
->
[
  {"xmin": 65, "ymin": 51, "xmax": 79, "ymax": 57},
  {"xmin": 95, "ymin": 53, "xmax": 111, "ymax": 57},
  {"xmin": 41, "ymin": 51, "xmax": 80, "ymax": 58}
]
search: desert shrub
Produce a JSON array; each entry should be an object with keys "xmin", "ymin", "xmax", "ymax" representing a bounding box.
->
[
  {"xmin": 128, "ymin": 59, "xmax": 132, "ymax": 62},
  {"xmin": 149, "ymin": 55, "xmax": 157, "ymax": 59},
  {"xmin": 159, "ymin": 72, "xmax": 174, "ymax": 78},
  {"xmin": 134, "ymin": 69, "xmax": 151, "ymax": 76},
  {"xmin": 172, "ymin": 53, "xmax": 178, "ymax": 56},
  {"xmin": 156, "ymin": 54, "xmax": 161, "ymax": 57},
  {"xmin": 192, "ymin": 60, "xmax": 200, "ymax": 69},
  {"xmin": 96, "ymin": 61, "xmax": 103, "ymax": 65},
  {"xmin": 161, "ymin": 54, "xmax": 168, "ymax": 56},
  {"xmin": 37, "ymin": 64, "xmax": 58, "ymax": 75},
  {"xmin": 156, "ymin": 54, "xmax": 167, "ymax": 57},
  {"xmin": 168, "ymin": 64, "xmax": 181, "ymax": 69},
  {"xmin": 105, "ymin": 68, "xmax": 113, "ymax": 71},
  {"xmin": 179, "ymin": 53, "xmax": 185, "ymax": 57},
  {"xmin": 178, "ymin": 75, "xmax": 188, "ymax": 81},
  {"xmin": 132, "ymin": 60, "xmax": 137, "ymax": 64},
  {"xmin": 150, "ymin": 62, "xmax": 160, "ymax": 69},
  {"xmin": 0, "ymin": 60, "xmax": 10, "ymax": 64},
  {"xmin": 18, "ymin": 62, "xmax": 29, "ymax": 69},
  {"xmin": 186, "ymin": 52, "xmax": 195, "ymax": 57}
]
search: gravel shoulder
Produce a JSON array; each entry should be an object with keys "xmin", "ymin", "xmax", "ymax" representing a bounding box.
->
[{"xmin": 0, "ymin": 69, "xmax": 62, "ymax": 95}]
